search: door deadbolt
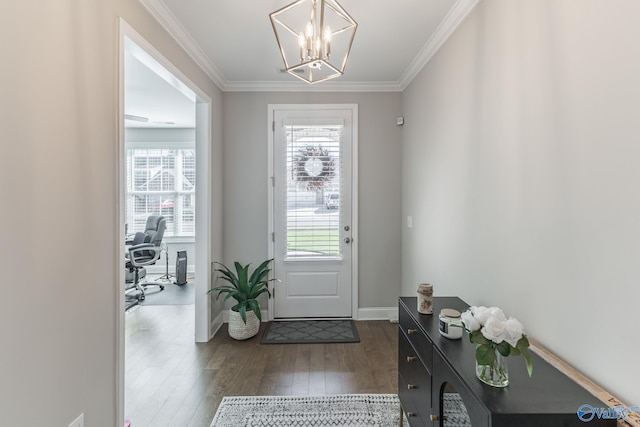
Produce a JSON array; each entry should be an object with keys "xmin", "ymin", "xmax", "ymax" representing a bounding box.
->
[
  {"xmin": 344, "ymin": 225, "xmax": 350, "ymax": 231},
  {"xmin": 344, "ymin": 237, "xmax": 351, "ymax": 244}
]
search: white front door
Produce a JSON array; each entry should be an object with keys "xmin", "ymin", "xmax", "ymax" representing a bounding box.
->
[{"xmin": 270, "ymin": 105, "xmax": 356, "ymax": 318}]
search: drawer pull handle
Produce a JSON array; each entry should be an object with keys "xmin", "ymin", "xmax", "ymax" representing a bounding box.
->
[
  {"xmin": 407, "ymin": 412, "xmax": 415, "ymax": 417},
  {"xmin": 407, "ymin": 328, "xmax": 417, "ymax": 335},
  {"xmin": 407, "ymin": 384, "xmax": 416, "ymax": 390},
  {"xmin": 430, "ymin": 415, "xmax": 447, "ymax": 421},
  {"xmin": 406, "ymin": 356, "xmax": 416, "ymax": 362}
]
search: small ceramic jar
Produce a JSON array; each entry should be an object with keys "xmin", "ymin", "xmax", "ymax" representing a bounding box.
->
[
  {"xmin": 417, "ymin": 283, "xmax": 433, "ymax": 314},
  {"xmin": 438, "ymin": 308, "xmax": 463, "ymax": 339}
]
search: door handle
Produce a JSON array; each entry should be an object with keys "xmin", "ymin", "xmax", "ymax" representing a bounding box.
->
[{"xmin": 344, "ymin": 237, "xmax": 351, "ymax": 244}]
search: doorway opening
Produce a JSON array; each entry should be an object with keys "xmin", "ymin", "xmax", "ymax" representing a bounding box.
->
[
  {"xmin": 118, "ymin": 19, "xmax": 212, "ymax": 425},
  {"xmin": 123, "ymin": 36, "xmax": 197, "ymax": 310}
]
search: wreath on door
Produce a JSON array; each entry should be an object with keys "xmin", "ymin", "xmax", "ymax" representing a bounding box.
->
[{"xmin": 293, "ymin": 145, "xmax": 336, "ymax": 191}]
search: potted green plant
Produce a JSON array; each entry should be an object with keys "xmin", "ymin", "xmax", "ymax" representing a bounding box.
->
[{"xmin": 208, "ymin": 259, "xmax": 274, "ymax": 340}]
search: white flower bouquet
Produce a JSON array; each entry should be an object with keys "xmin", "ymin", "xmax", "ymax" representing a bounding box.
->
[{"xmin": 461, "ymin": 306, "xmax": 533, "ymax": 384}]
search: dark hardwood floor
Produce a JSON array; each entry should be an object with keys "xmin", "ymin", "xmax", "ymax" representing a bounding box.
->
[{"xmin": 125, "ymin": 305, "xmax": 398, "ymax": 427}]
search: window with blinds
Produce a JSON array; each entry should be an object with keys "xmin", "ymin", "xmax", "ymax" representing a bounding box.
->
[
  {"xmin": 125, "ymin": 148, "xmax": 195, "ymax": 237},
  {"xmin": 283, "ymin": 125, "xmax": 342, "ymax": 258}
]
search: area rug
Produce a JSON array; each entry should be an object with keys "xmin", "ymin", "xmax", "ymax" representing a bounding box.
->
[
  {"xmin": 210, "ymin": 394, "xmax": 400, "ymax": 427},
  {"xmin": 442, "ymin": 393, "xmax": 471, "ymax": 426},
  {"xmin": 260, "ymin": 319, "xmax": 359, "ymax": 344}
]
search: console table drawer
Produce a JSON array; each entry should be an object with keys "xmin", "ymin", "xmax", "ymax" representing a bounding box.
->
[
  {"xmin": 399, "ymin": 331, "xmax": 431, "ymax": 397},
  {"xmin": 399, "ymin": 305, "xmax": 433, "ymax": 372},
  {"xmin": 399, "ymin": 372, "xmax": 427, "ymax": 427},
  {"xmin": 399, "ymin": 329, "xmax": 432, "ymax": 426}
]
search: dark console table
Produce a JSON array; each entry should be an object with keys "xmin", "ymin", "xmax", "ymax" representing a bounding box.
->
[{"xmin": 398, "ymin": 296, "xmax": 614, "ymax": 426}]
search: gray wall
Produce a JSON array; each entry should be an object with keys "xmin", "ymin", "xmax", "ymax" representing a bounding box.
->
[
  {"xmin": 402, "ymin": 0, "xmax": 640, "ymax": 404},
  {"xmin": 0, "ymin": 2, "xmax": 223, "ymax": 426},
  {"xmin": 223, "ymin": 92, "xmax": 403, "ymax": 310}
]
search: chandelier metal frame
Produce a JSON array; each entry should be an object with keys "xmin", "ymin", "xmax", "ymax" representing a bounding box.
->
[{"xmin": 270, "ymin": 0, "xmax": 358, "ymax": 84}]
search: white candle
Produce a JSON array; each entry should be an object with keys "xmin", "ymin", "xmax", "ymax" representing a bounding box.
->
[
  {"xmin": 323, "ymin": 26, "xmax": 332, "ymax": 59},
  {"xmin": 298, "ymin": 32, "xmax": 306, "ymax": 62}
]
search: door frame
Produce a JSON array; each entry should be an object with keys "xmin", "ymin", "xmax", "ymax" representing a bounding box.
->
[
  {"xmin": 267, "ymin": 104, "xmax": 359, "ymax": 321},
  {"xmin": 117, "ymin": 18, "xmax": 213, "ymax": 425}
]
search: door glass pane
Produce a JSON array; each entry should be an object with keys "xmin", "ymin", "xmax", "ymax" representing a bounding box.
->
[{"xmin": 283, "ymin": 125, "xmax": 342, "ymax": 259}]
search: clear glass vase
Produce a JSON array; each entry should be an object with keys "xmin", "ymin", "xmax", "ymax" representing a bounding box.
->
[{"xmin": 475, "ymin": 346, "xmax": 509, "ymax": 387}]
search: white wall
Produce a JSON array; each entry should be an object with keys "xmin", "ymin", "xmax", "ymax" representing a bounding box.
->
[
  {"xmin": 0, "ymin": 2, "xmax": 223, "ymax": 426},
  {"xmin": 223, "ymin": 92, "xmax": 403, "ymax": 310},
  {"xmin": 402, "ymin": 0, "xmax": 640, "ymax": 405}
]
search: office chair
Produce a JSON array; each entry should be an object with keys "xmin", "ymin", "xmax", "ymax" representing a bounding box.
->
[{"xmin": 125, "ymin": 215, "xmax": 166, "ymax": 301}]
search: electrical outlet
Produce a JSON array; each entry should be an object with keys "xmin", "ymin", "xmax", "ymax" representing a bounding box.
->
[{"xmin": 69, "ymin": 413, "xmax": 84, "ymax": 427}]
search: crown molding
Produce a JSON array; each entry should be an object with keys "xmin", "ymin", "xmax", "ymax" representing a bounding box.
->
[
  {"xmin": 398, "ymin": 0, "xmax": 481, "ymax": 90},
  {"xmin": 224, "ymin": 80, "xmax": 403, "ymax": 93},
  {"xmin": 138, "ymin": 0, "xmax": 227, "ymax": 90}
]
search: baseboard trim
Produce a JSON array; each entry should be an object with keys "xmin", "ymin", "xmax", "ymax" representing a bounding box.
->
[
  {"xmin": 217, "ymin": 307, "xmax": 398, "ymax": 323},
  {"xmin": 357, "ymin": 307, "xmax": 398, "ymax": 321},
  {"xmin": 210, "ymin": 311, "xmax": 224, "ymax": 339},
  {"xmin": 529, "ymin": 338, "xmax": 640, "ymax": 427}
]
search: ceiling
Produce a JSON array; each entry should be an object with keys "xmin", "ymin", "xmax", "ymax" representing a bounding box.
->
[
  {"xmin": 140, "ymin": 0, "xmax": 479, "ymax": 91},
  {"xmin": 125, "ymin": 0, "xmax": 479, "ymax": 128},
  {"xmin": 125, "ymin": 38, "xmax": 197, "ymax": 128}
]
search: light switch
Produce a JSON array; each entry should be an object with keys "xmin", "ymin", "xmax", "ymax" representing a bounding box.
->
[{"xmin": 407, "ymin": 216, "xmax": 413, "ymax": 228}]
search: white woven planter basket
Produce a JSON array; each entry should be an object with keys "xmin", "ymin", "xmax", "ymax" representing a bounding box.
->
[{"xmin": 228, "ymin": 309, "xmax": 260, "ymax": 340}]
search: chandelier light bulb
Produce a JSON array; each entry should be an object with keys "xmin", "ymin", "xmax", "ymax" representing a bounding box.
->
[
  {"xmin": 323, "ymin": 26, "xmax": 332, "ymax": 42},
  {"xmin": 305, "ymin": 21, "xmax": 314, "ymax": 55},
  {"xmin": 323, "ymin": 26, "xmax": 332, "ymax": 58},
  {"xmin": 305, "ymin": 21, "xmax": 314, "ymax": 39},
  {"xmin": 298, "ymin": 32, "xmax": 306, "ymax": 61}
]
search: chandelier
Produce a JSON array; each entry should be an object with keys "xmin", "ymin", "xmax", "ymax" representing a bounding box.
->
[{"xmin": 269, "ymin": 0, "xmax": 357, "ymax": 84}]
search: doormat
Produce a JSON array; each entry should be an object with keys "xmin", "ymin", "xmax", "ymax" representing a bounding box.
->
[
  {"xmin": 210, "ymin": 394, "xmax": 399, "ymax": 427},
  {"xmin": 260, "ymin": 319, "xmax": 359, "ymax": 344}
]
